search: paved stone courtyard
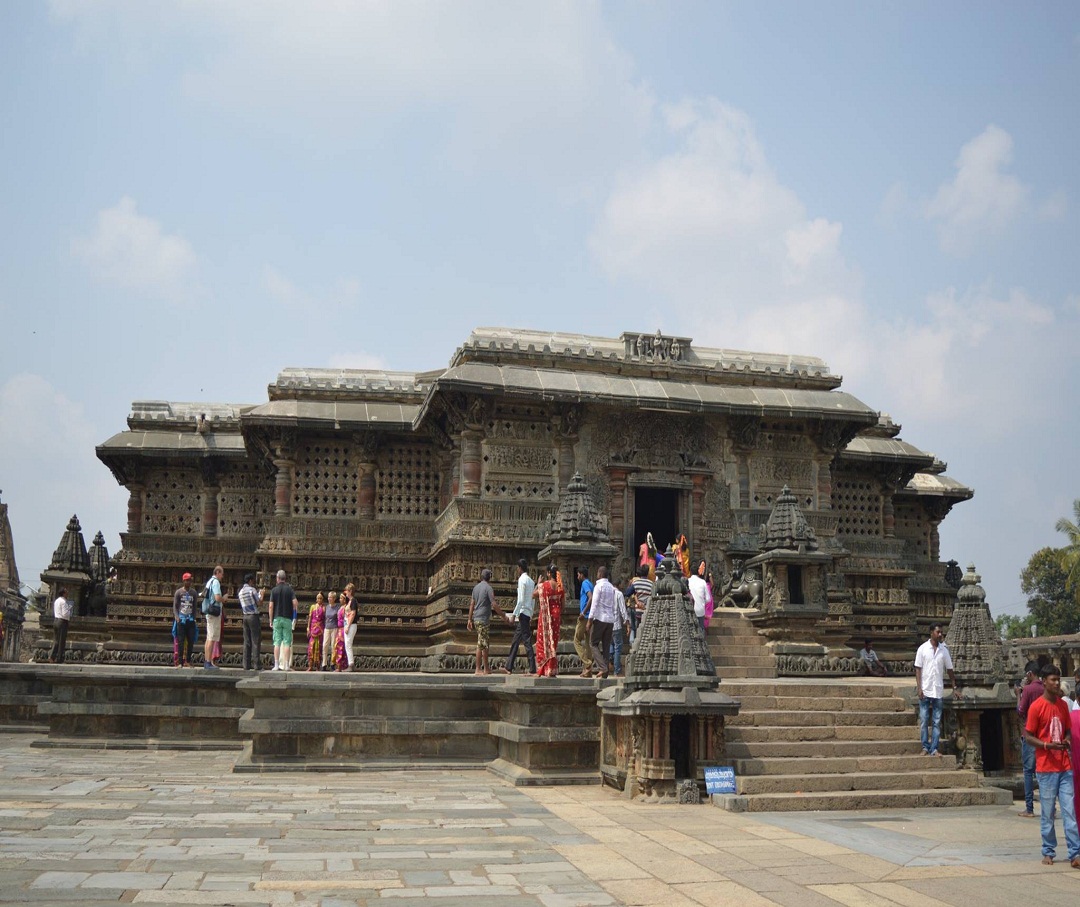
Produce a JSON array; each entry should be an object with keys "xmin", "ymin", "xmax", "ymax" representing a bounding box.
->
[{"xmin": 0, "ymin": 733, "xmax": 1078, "ymax": 906}]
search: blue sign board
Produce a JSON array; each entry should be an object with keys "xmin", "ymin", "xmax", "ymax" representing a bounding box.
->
[{"xmin": 704, "ymin": 765, "xmax": 736, "ymax": 795}]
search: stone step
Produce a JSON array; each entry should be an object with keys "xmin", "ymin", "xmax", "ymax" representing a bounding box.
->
[
  {"xmin": 727, "ymin": 739, "xmax": 922, "ymax": 758},
  {"xmin": 708, "ymin": 644, "xmax": 772, "ymax": 656},
  {"xmin": 735, "ymin": 769, "xmax": 982, "ymax": 795},
  {"xmin": 727, "ymin": 724, "xmax": 917, "ymax": 743},
  {"xmin": 727, "ymin": 695, "xmax": 907, "ymax": 713},
  {"xmin": 731, "ymin": 753, "xmax": 960, "ymax": 775},
  {"xmin": 707, "ymin": 627, "xmax": 760, "ymax": 639},
  {"xmin": 713, "ymin": 659, "xmax": 777, "ymax": 670},
  {"xmin": 717, "ymin": 667, "xmax": 776, "ymax": 679},
  {"xmin": 727, "ymin": 709, "xmax": 915, "ymax": 728},
  {"xmin": 713, "ymin": 786, "xmax": 1012, "ymax": 813},
  {"xmin": 721, "ymin": 682, "xmax": 907, "ymax": 699}
]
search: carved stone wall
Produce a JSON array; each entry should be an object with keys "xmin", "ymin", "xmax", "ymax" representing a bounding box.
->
[
  {"xmin": 832, "ymin": 475, "xmax": 882, "ymax": 539},
  {"xmin": 748, "ymin": 429, "xmax": 816, "ymax": 507},
  {"xmin": 894, "ymin": 501, "xmax": 930, "ymax": 562},
  {"xmin": 292, "ymin": 441, "xmax": 359, "ymax": 518},
  {"xmin": 217, "ymin": 461, "xmax": 274, "ymax": 537},
  {"xmin": 481, "ymin": 440, "xmax": 558, "ymax": 501},
  {"xmin": 142, "ymin": 468, "xmax": 203, "ymax": 534},
  {"xmin": 376, "ymin": 442, "xmax": 441, "ymax": 520}
]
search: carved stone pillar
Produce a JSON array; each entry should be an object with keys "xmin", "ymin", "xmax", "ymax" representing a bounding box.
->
[
  {"xmin": 817, "ymin": 460, "xmax": 833, "ymax": 510},
  {"xmin": 202, "ymin": 485, "xmax": 220, "ymax": 537},
  {"xmin": 273, "ymin": 450, "xmax": 294, "ymax": 517},
  {"xmin": 730, "ymin": 417, "xmax": 759, "ymax": 510},
  {"xmin": 690, "ymin": 473, "xmax": 707, "ymax": 546},
  {"xmin": 358, "ymin": 463, "xmax": 377, "ymax": 520},
  {"xmin": 553, "ymin": 406, "xmax": 581, "ymax": 493},
  {"xmin": 355, "ymin": 434, "xmax": 380, "ymax": 521},
  {"xmin": 127, "ymin": 483, "xmax": 145, "ymax": 533},
  {"xmin": 450, "ymin": 445, "xmax": 461, "ymax": 499},
  {"xmin": 461, "ymin": 430, "xmax": 482, "ymax": 497},
  {"xmin": 609, "ymin": 468, "xmax": 628, "ymax": 552},
  {"xmin": 882, "ymin": 488, "xmax": 895, "ymax": 539}
]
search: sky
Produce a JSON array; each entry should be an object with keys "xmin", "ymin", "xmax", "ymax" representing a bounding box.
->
[{"xmin": 1, "ymin": 1, "xmax": 1077, "ymax": 620}]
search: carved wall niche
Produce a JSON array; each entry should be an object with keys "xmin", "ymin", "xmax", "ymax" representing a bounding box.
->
[
  {"xmin": 481, "ymin": 439, "xmax": 558, "ymax": 501},
  {"xmin": 748, "ymin": 429, "xmax": 816, "ymax": 507},
  {"xmin": 217, "ymin": 461, "xmax": 274, "ymax": 537},
  {"xmin": 292, "ymin": 441, "xmax": 358, "ymax": 518},
  {"xmin": 376, "ymin": 442, "xmax": 441, "ymax": 520},
  {"xmin": 142, "ymin": 467, "xmax": 203, "ymax": 535}
]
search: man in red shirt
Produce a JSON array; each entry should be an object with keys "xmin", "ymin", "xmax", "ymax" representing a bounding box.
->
[
  {"xmin": 1017, "ymin": 660, "xmax": 1045, "ymax": 818},
  {"xmin": 1024, "ymin": 664, "xmax": 1080, "ymax": 867}
]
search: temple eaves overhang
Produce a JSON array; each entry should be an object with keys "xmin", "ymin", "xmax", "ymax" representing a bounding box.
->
[
  {"xmin": 901, "ymin": 471, "xmax": 974, "ymax": 501},
  {"xmin": 839, "ymin": 436, "xmax": 936, "ymax": 469},
  {"xmin": 424, "ymin": 362, "xmax": 877, "ymax": 422},
  {"xmin": 242, "ymin": 399, "xmax": 420, "ymax": 431}
]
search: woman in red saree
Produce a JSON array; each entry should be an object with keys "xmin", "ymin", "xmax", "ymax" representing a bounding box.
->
[{"xmin": 533, "ymin": 564, "xmax": 564, "ymax": 678}]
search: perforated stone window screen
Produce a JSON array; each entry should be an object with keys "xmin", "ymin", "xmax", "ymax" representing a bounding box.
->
[
  {"xmin": 832, "ymin": 476, "xmax": 881, "ymax": 537},
  {"xmin": 218, "ymin": 464, "xmax": 274, "ymax": 536},
  {"xmin": 143, "ymin": 468, "xmax": 202, "ymax": 534},
  {"xmin": 893, "ymin": 502, "xmax": 928, "ymax": 559},
  {"xmin": 376, "ymin": 443, "xmax": 440, "ymax": 519},
  {"xmin": 292, "ymin": 443, "xmax": 359, "ymax": 518}
]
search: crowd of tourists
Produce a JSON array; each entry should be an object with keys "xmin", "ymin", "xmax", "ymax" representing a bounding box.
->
[{"xmin": 168, "ymin": 567, "xmax": 366, "ymax": 673}]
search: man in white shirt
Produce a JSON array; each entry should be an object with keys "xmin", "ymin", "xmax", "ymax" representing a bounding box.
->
[
  {"xmin": 913, "ymin": 623, "xmax": 961, "ymax": 756},
  {"xmin": 588, "ymin": 566, "xmax": 628, "ymax": 679},
  {"xmin": 499, "ymin": 559, "xmax": 537, "ymax": 675},
  {"xmin": 49, "ymin": 587, "xmax": 72, "ymax": 664}
]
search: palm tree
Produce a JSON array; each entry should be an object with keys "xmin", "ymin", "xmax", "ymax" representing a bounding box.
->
[{"xmin": 1055, "ymin": 499, "xmax": 1080, "ymax": 593}]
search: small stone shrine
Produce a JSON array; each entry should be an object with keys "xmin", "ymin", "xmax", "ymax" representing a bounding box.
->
[
  {"xmin": 941, "ymin": 564, "xmax": 1018, "ymax": 775},
  {"xmin": 597, "ymin": 553, "xmax": 739, "ymax": 801},
  {"xmin": 40, "ymin": 516, "xmax": 93, "ymax": 613},
  {"xmin": 745, "ymin": 485, "xmax": 845, "ymax": 672}
]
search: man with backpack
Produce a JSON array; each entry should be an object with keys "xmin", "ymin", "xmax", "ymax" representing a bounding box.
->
[{"xmin": 201, "ymin": 565, "xmax": 226, "ymax": 670}]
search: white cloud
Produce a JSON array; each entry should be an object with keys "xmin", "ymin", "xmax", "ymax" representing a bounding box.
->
[
  {"xmin": 50, "ymin": 1, "xmax": 652, "ymax": 186},
  {"xmin": 589, "ymin": 99, "xmax": 1074, "ymax": 443},
  {"xmin": 924, "ymin": 125, "xmax": 1029, "ymax": 256},
  {"xmin": 72, "ymin": 196, "xmax": 197, "ymax": 301},
  {"xmin": 590, "ymin": 97, "xmax": 860, "ymax": 360},
  {"xmin": 0, "ymin": 374, "xmax": 125, "ymax": 590}
]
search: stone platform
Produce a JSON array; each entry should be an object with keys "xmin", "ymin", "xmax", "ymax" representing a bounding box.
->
[
  {"xmin": 0, "ymin": 732, "xmax": 1075, "ymax": 907},
  {"xmin": 0, "ymin": 665, "xmax": 1018, "ymax": 811},
  {"xmin": 0, "ymin": 664, "xmax": 604, "ymax": 785}
]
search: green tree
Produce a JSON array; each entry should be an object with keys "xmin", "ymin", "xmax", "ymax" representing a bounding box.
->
[
  {"xmin": 994, "ymin": 612, "xmax": 1035, "ymax": 640},
  {"xmin": 1020, "ymin": 547, "xmax": 1080, "ymax": 637},
  {"xmin": 1055, "ymin": 498, "xmax": 1080, "ymax": 594}
]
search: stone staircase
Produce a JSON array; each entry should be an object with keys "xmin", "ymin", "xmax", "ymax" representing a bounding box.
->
[
  {"xmin": 714, "ymin": 679, "xmax": 1012, "ymax": 812},
  {"xmin": 708, "ymin": 609, "xmax": 775, "ymax": 679}
]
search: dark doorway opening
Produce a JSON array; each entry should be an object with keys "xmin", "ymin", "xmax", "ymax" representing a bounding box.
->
[
  {"xmin": 670, "ymin": 714, "xmax": 691, "ymax": 778},
  {"xmin": 980, "ymin": 711, "xmax": 1005, "ymax": 772},
  {"xmin": 787, "ymin": 566, "xmax": 805, "ymax": 604},
  {"xmin": 635, "ymin": 488, "xmax": 680, "ymax": 558}
]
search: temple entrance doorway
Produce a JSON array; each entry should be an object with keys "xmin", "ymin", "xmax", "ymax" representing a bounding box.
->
[{"xmin": 634, "ymin": 488, "xmax": 679, "ymax": 559}]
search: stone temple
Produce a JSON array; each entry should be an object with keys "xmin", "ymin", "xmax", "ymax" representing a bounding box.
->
[{"xmin": 95, "ymin": 328, "xmax": 971, "ymax": 673}]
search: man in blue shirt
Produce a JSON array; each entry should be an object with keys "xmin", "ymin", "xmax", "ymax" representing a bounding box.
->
[{"xmin": 574, "ymin": 566, "xmax": 594, "ymax": 678}]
